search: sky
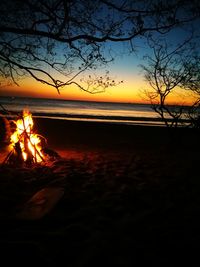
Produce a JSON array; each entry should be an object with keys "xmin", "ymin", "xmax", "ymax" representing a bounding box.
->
[
  {"xmin": 0, "ymin": 51, "xmax": 148, "ymax": 103},
  {"xmin": 1, "ymin": 37, "xmax": 196, "ymax": 106},
  {"xmin": 0, "ymin": 36, "xmax": 197, "ymax": 105},
  {"xmin": 1, "ymin": 2, "xmax": 200, "ymax": 105},
  {"xmin": 0, "ymin": 34, "xmax": 150, "ymax": 103},
  {"xmin": 2, "ymin": 31, "xmax": 198, "ymax": 106},
  {"xmin": 1, "ymin": 38, "xmax": 193, "ymax": 105}
]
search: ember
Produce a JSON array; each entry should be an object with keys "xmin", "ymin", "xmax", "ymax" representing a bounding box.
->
[{"xmin": 5, "ymin": 110, "xmax": 45, "ymax": 165}]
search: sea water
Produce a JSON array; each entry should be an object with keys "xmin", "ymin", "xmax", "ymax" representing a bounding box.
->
[{"xmin": 0, "ymin": 96, "xmax": 163, "ymax": 126}]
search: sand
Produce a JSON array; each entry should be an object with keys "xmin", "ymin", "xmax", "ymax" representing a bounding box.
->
[{"xmin": 0, "ymin": 117, "xmax": 200, "ymax": 266}]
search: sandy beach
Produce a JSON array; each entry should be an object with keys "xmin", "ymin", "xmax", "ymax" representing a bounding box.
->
[{"xmin": 0, "ymin": 117, "xmax": 200, "ymax": 266}]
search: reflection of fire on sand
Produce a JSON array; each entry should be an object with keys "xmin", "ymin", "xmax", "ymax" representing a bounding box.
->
[{"xmin": 1, "ymin": 110, "xmax": 64, "ymax": 220}]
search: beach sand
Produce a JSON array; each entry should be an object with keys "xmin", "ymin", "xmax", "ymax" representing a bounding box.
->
[{"xmin": 0, "ymin": 118, "xmax": 200, "ymax": 266}]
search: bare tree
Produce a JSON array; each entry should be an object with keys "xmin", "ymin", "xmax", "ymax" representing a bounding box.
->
[
  {"xmin": 179, "ymin": 53, "xmax": 200, "ymax": 127},
  {"xmin": 0, "ymin": 0, "xmax": 199, "ymax": 94},
  {"xmin": 141, "ymin": 38, "xmax": 200, "ymax": 127}
]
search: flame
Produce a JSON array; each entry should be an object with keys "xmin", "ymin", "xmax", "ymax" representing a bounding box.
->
[{"xmin": 10, "ymin": 110, "xmax": 44, "ymax": 163}]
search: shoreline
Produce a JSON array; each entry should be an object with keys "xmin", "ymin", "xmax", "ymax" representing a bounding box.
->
[{"xmin": 2, "ymin": 111, "xmax": 190, "ymax": 127}]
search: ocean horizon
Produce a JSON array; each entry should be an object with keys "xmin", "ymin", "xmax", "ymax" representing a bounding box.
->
[{"xmin": 0, "ymin": 95, "xmax": 170, "ymax": 126}]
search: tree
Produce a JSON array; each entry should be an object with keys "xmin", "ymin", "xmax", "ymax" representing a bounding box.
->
[
  {"xmin": 0, "ymin": 0, "xmax": 199, "ymax": 94},
  {"xmin": 179, "ymin": 49, "xmax": 200, "ymax": 128},
  {"xmin": 141, "ymin": 38, "xmax": 200, "ymax": 127}
]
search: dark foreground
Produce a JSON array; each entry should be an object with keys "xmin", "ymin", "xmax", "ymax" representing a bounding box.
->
[{"xmin": 0, "ymin": 119, "xmax": 200, "ymax": 266}]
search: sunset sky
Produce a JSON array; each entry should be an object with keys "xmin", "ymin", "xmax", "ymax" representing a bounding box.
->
[
  {"xmin": 0, "ymin": 52, "xmax": 149, "ymax": 103},
  {"xmin": 0, "ymin": 41, "xmax": 196, "ymax": 105},
  {"xmin": 0, "ymin": 9, "xmax": 199, "ymax": 105}
]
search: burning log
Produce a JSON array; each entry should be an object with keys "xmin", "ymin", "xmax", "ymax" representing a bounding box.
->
[{"xmin": 4, "ymin": 110, "xmax": 46, "ymax": 166}]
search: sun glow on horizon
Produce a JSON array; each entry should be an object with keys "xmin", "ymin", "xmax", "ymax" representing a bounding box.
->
[
  {"xmin": 0, "ymin": 74, "xmax": 146, "ymax": 102},
  {"xmin": 0, "ymin": 72, "xmax": 196, "ymax": 106}
]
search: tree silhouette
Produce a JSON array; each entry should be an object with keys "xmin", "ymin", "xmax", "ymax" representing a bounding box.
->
[
  {"xmin": 141, "ymin": 38, "xmax": 200, "ymax": 127},
  {"xmin": 179, "ymin": 47, "xmax": 200, "ymax": 128},
  {"xmin": 0, "ymin": 0, "xmax": 199, "ymax": 94}
]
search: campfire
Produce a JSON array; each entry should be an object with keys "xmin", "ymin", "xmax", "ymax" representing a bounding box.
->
[{"xmin": 4, "ymin": 110, "xmax": 46, "ymax": 165}]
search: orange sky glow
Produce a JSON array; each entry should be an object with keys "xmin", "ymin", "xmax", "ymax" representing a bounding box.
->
[
  {"xmin": 0, "ymin": 74, "xmax": 195, "ymax": 106},
  {"xmin": 1, "ymin": 76, "xmax": 144, "ymax": 103},
  {"xmin": 0, "ymin": 47, "xmax": 196, "ymax": 106}
]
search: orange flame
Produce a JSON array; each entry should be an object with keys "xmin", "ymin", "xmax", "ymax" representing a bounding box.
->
[{"xmin": 10, "ymin": 110, "xmax": 44, "ymax": 163}]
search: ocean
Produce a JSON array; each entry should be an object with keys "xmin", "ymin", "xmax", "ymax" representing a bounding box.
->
[{"xmin": 0, "ymin": 96, "xmax": 163, "ymax": 126}]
